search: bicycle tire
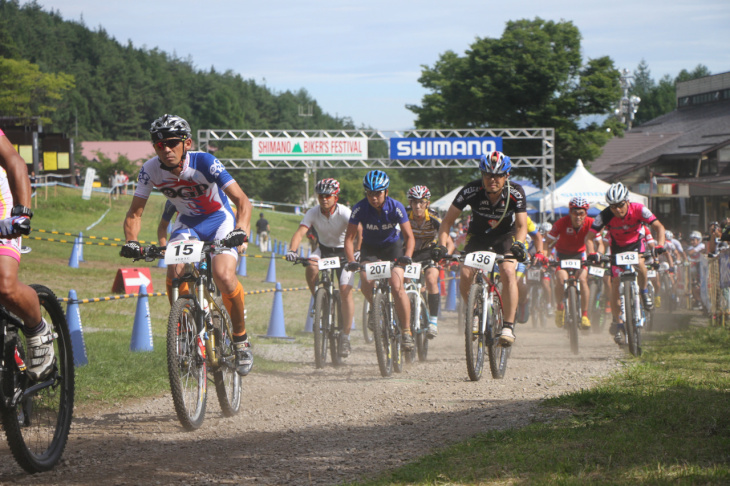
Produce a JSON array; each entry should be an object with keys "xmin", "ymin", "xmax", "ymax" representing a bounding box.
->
[
  {"xmin": 567, "ymin": 286, "xmax": 579, "ymax": 355},
  {"xmin": 313, "ymin": 288, "xmax": 329, "ymax": 369},
  {"xmin": 645, "ymin": 283, "xmax": 655, "ymax": 332},
  {"xmin": 361, "ymin": 299, "xmax": 373, "ymax": 344},
  {"xmin": 405, "ymin": 293, "xmax": 418, "ymax": 364},
  {"xmin": 1, "ymin": 285, "xmax": 74, "ymax": 473},
  {"xmin": 588, "ymin": 281, "xmax": 600, "ymax": 333},
  {"xmin": 465, "ymin": 280, "xmax": 486, "ymax": 381},
  {"xmin": 167, "ymin": 298, "xmax": 207, "ymax": 430},
  {"xmin": 624, "ymin": 283, "xmax": 641, "ymax": 356},
  {"xmin": 371, "ymin": 292, "xmax": 393, "ymax": 377},
  {"xmin": 329, "ymin": 291, "xmax": 343, "ymax": 367},
  {"xmin": 392, "ymin": 306, "xmax": 403, "ymax": 374},
  {"xmin": 487, "ymin": 288, "xmax": 509, "ymax": 379},
  {"xmin": 211, "ymin": 296, "xmax": 241, "ymax": 418},
  {"xmin": 530, "ymin": 286, "xmax": 539, "ymax": 328},
  {"xmin": 417, "ymin": 300, "xmax": 429, "ymax": 362}
]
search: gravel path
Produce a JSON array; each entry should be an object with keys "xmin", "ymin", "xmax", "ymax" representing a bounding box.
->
[{"xmin": 1, "ymin": 313, "xmax": 624, "ymax": 485}]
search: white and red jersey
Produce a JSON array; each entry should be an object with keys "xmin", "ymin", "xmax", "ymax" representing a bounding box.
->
[
  {"xmin": 299, "ymin": 203, "xmax": 351, "ymax": 249},
  {"xmin": 590, "ymin": 202, "xmax": 657, "ymax": 248},
  {"xmin": 548, "ymin": 215, "xmax": 594, "ymax": 254}
]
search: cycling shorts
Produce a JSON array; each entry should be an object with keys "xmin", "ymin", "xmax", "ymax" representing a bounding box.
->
[
  {"xmin": 309, "ymin": 244, "xmax": 355, "ymax": 287},
  {"xmin": 360, "ymin": 241, "xmax": 403, "ymax": 263},
  {"xmin": 169, "ymin": 210, "xmax": 238, "ymax": 260},
  {"xmin": 463, "ymin": 232, "xmax": 515, "ymax": 259},
  {"xmin": 516, "ymin": 262, "xmax": 526, "ymax": 278},
  {"xmin": 412, "ymin": 247, "xmax": 438, "ymax": 270},
  {"xmin": 0, "ymin": 236, "xmax": 22, "ymax": 263},
  {"xmin": 610, "ymin": 240, "xmax": 645, "ymax": 278}
]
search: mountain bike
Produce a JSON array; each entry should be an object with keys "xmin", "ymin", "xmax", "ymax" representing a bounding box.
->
[
  {"xmin": 295, "ymin": 256, "xmax": 346, "ymax": 368},
  {"xmin": 130, "ymin": 236, "xmax": 243, "ymax": 430},
  {"xmin": 460, "ymin": 250, "xmax": 509, "ymax": 381},
  {"xmin": 361, "ymin": 297, "xmax": 373, "ymax": 344},
  {"xmin": 657, "ymin": 261, "xmax": 677, "ymax": 313},
  {"xmin": 551, "ymin": 258, "xmax": 586, "ymax": 355},
  {"xmin": 612, "ymin": 251, "xmax": 653, "ymax": 357},
  {"xmin": 361, "ymin": 260, "xmax": 403, "ymax": 377},
  {"xmin": 587, "ymin": 261, "xmax": 609, "ymax": 333},
  {"xmin": 404, "ymin": 261, "xmax": 430, "ymax": 363},
  {"xmin": 526, "ymin": 262, "xmax": 547, "ymax": 328},
  {"xmin": 0, "ymin": 285, "xmax": 74, "ymax": 473}
]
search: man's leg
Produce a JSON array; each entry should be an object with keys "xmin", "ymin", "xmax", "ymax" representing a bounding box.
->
[
  {"xmin": 425, "ymin": 267, "xmax": 440, "ymax": 338},
  {"xmin": 498, "ymin": 260, "xmax": 518, "ymax": 344},
  {"xmin": 554, "ymin": 269, "xmax": 567, "ymax": 327},
  {"xmin": 213, "ymin": 254, "xmax": 252, "ymax": 376}
]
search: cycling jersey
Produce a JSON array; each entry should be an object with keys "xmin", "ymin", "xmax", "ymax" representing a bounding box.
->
[
  {"xmin": 590, "ymin": 202, "xmax": 657, "ymax": 248},
  {"xmin": 161, "ymin": 200, "xmax": 177, "ymax": 222},
  {"xmin": 135, "ymin": 151, "xmax": 236, "ymax": 228},
  {"xmin": 0, "ymin": 130, "xmax": 22, "ymax": 262},
  {"xmin": 548, "ymin": 215, "xmax": 594, "ymax": 254},
  {"xmin": 452, "ymin": 179, "xmax": 526, "ymax": 239},
  {"xmin": 687, "ymin": 242, "xmax": 705, "ymax": 262},
  {"xmin": 299, "ymin": 203, "xmax": 351, "ymax": 248},
  {"xmin": 406, "ymin": 207, "xmax": 441, "ymax": 251},
  {"xmin": 349, "ymin": 197, "xmax": 408, "ymax": 246}
]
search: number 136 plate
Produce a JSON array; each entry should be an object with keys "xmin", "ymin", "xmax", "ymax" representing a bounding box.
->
[
  {"xmin": 165, "ymin": 240, "xmax": 205, "ymax": 265},
  {"xmin": 464, "ymin": 251, "xmax": 497, "ymax": 273}
]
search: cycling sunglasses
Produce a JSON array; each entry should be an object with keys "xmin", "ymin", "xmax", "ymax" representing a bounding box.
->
[{"xmin": 153, "ymin": 139, "xmax": 184, "ymax": 150}]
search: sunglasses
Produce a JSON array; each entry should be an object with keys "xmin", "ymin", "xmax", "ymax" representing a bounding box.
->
[
  {"xmin": 609, "ymin": 202, "xmax": 627, "ymax": 209},
  {"xmin": 317, "ymin": 193, "xmax": 334, "ymax": 199},
  {"xmin": 482, "ymin": 173, "xmax": 506, "ymax": 180},
  {"xmin": 366, "ymin": 190, "xmax": 385, "ymax": 198},
  {"xmin": 153, "ymin": 139, "xmax": 183, "ymax": 150}
]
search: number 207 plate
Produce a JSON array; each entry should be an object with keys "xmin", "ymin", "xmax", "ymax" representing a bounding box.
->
[
  {"xmin": 463, "ymin": 251, "xmax": 497, "ymax": 273},
  {"xmin": 363, "ymin": 262, "xmax": 391, "ymax": 280},
  {"xmin": 165, "ymin": 240, "xmax": 205, "ymax": 265}
]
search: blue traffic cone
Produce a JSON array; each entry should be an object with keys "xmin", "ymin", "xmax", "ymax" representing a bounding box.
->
[
  {"xmin": 265, "ymin": 252, "xmax": 277, "ymax": 283},
  {"xmin": 273, "ymin": 239, "xmax": 278, "ymax": 254},
  {"xmin": 158, "ymin": 257, "xmax": 167, "ymax": 268},
  {"xmin": 237, "ymin": 253, "xmax": 247, "ymax": 277},
  {"xmin": 283, "ymin": 243, "xmax": 288, "ymax": 256},
  {"xmin": 264, "ymin": 283, "xmax": 290, "ymax": 338},
  {"xmin": 307, "ymin": 247, "xmax": 311, "ymax": 258},
  {"xmin": 130, "ymin": 284, "xmax": 153, "ymax": 351},
  {"xmin": 304, "ymin": 295, "xmax": 314, "ymax": 332},
  {"xmin": 446, "ymin": 271, "xmax": 457, "ymax": 311},
  {"xmin": 256, "ymin": 234, "xmax": 260, "ymax": 246},
  {"xmin": 267, "ymin": 238, "xmax": 271, "ymax": 252},
  {"xmin": 78, "ymin": 232, "xmax": 85, "ymax": 262},
  {"xmin": 68, "ymin": 238, "xmax": 80, "ymax": 268},
  {"xmin": 65, "ymin": 289, "xmax": 88, "ymax": 366},
  {"xmin": 299, "ymin": 247, "xmax": 305, "ymax": 258}
]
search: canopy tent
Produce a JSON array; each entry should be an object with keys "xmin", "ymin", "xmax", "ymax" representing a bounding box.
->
[
  {"xmin": 430, "ymin": 179, "xmax": 539, "ymax": 213},
  {"xmin": 526, "ymin": 160, "xmax": 648, "ymax": 218}
]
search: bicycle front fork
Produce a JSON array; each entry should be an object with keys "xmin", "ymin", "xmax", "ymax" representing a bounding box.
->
[{"xmin": 618, "ymin": 281, "xmax": 644, "ymax": 328}]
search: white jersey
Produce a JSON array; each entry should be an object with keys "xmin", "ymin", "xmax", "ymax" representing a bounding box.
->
[{"xmin": 300, "ymin": 203, "xmax": 351, "ymax": 248}]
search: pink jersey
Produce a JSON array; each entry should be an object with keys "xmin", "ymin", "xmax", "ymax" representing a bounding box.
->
[{"xmin": 590, "ymin": 202, "xmax": 657, "ymax": 248}]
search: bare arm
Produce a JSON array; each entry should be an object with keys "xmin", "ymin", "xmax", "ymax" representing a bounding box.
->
[
  {"xmin": 400, "ymin": 221, "xmax": 415, "ymax": 258},
  {"xmin": 585, "ymin": 231, "xmax": 597, "ymax": 254},
  {"xmin": 123, "ymin": 196, "xmax": 148, "ymax": 242},
  {"xmin": 224, "ymin": 182, "xmax": 252, "ymax": 236},
  {"xmin": 289, "ymin": 225, "xmax": 310, "ymax": 253},
  {"xmin": 0, "ymin": 135, "xmax": 32, "ymax": 208},
  {"xmin": 651, "ymin": 219, "xmax": 666, "ymax": 248},
  {"xmin": 514, "ymin": 212, "xmax": 527, "ymax": 246},
  {"xmin": 344, "ymin": 223, "xmax": 359, "ymax": 262},
  {"xmin": 157, "ymin": 217, "xmax": 171, "ymax": 246},
  {"xmin": 438, "ymin": 205, "xmax": 462, "ymax": 248}
]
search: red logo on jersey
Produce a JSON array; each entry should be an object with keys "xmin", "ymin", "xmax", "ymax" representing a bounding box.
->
[{"xmin": 488, "ymin": 219, "xmax": 498, "ymax": 228}]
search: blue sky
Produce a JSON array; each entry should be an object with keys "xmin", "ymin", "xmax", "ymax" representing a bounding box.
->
[{"xmin": 37, "ymin": 0, "xmax": 730, "ymax": 130}]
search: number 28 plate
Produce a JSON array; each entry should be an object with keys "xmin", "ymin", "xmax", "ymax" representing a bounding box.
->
[
  {"xmin": 363, "ymin": 261, "xmax": 391, "ymax": 280},
  {"xmin": 165, "ymin": 240, "xmax": 204, "ymax": 265},
  {"xmin": 318, "ymin": 257, "xmax": 340, "ymax": 270},
  {"xmin": 463, "ymin": 251, "xmax": 497, "ymax": 273}
]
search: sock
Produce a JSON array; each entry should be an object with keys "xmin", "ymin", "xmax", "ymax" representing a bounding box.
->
[
  {"xmin": 641, "ymin": 289, "xmax": 648, "ymax": 294},
  {"xmin": 233, "ymin": 332, "xmax": 248, "ymax": 343},
  {"xmin": 582, "ymin": 311, "xmax": 588, "ymax": 317},
  {"xmin": 503, "ymin": 321, "xmax": 514, "ymax": 329},
  {"xmin": 427, "ymin": 293, "xmax": 440, "ymax": 319},
  {"xmin": 166, "ymin": 277, "xmax": 190, "ymax": 306},
  {"xmin": 25, "ymin": 318, "xmax": 46, "ymax": 336},
  {"xmin": 557, "ymin": 303, "xmax": 564, "ymax": 311},
  {"xmin": 222, "ymin": 281, "xmax": 246, "ymax": 336}
]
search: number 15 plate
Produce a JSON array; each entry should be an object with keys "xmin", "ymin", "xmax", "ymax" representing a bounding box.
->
[{"xmin": 165, "ymin": 240, "xmax": 204, "ymax": 265}]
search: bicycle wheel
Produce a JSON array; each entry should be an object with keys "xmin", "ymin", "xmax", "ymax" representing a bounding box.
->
[
  {"xmin": 624, "ymin": 283, "xmax": 641, "ymax": 357},
  {"xmin": 567, "ymin": 286, "xmax": 579, "ymax": 355},
  {"xmin": 405, "ymin": 293, "xmax": 418, "ymax": 364},
  {"xmin": 588, "ymin": 281, "xmax": 601, "ymax": 332},
  {"xmin": 361, "ymin": 299, "xmax": 373, "ymax": 344},
  {"xmin": 371, "ymin": 292, "xmax": 393, "ymax": 377},
  {"xmin": 329, "ymin": 291, "xmax": 343, "ymax": 367},
  {"xmin": 1, "ymin": 285, "xmax": 74, "ymax": 473},
  {"xmin": 167, "ymin": 298, "xmax": 207, "ymax": 430},
  {"xmin": 313, "ymin": 288, "xmax": 329, "ymax": 369},
  {"xmin": 465, "ymin": 280, "xmax": 486, "ymax": 381},
  {"xmin": 417, "ymin": 300, "xmax": 429, "ymax": 362},
  {"xmin": 645, "ymin": 283, "xmax": 655, "ymax": 332},
  {"xmin": 487, "ymin": 289, "xmax": 510, "ymax": 379},
  {"xmin": 211, "ymin": 297, "xmax": 241, "ymax": 418}
]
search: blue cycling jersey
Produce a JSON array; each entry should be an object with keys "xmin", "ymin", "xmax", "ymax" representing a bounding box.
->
[{"xmin": 349, "ymin": 197, "xmax": 409, "ymax": 246}]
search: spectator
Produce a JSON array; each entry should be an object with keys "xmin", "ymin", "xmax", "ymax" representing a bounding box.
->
[
  {"xmin": 255, "ymin": 212, "xmax": 270, "ymax": 252},
  {"xmin": 74, "ymin": 168, "xmax": 81, "ymax": 187}
]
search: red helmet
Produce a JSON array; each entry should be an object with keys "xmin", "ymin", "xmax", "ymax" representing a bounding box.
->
[
  {"xmin": 315, "ymin": 178, "xmax": 340, "ymax": 195},
  {"xmin": 569, "ymin": 196, "xmax": 589, "ymax": 210},
  {"xmin": 407, "ymin": 185, "xmax": 431, "ymax": 200}
]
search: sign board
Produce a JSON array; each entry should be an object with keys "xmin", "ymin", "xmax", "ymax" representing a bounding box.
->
[
  {"xmin": 82, "ymin": 167, "xmax": 96, "ymax": 200},
  {"xmin": 112, "ymin": 268, "xmax": 154, "ymax": 293},
  {"xmin": 389, "ymin": 137, "xmax": 503, "ymax": 160},
  {"xmin": 253, "ymin": 137, "xmax": 368, "ymax": 160}
]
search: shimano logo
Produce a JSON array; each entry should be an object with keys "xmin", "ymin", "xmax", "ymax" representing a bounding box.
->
[{"xmin": 390, "ymin": 137, "xmax": 502, "ymax": 160}]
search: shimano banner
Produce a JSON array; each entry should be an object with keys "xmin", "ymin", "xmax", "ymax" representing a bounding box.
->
[{"xmin": 390, "ymin": 137, "xmax": 502, "ymax": 160}]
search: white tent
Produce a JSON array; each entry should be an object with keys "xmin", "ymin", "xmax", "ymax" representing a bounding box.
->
[
  {"xmin": 527, "ymin": 159, "xmax": 648, "ymax": 217},
  {"xmin": 430, "ymin": 179, "xmax": 539, "ymax": 212}
]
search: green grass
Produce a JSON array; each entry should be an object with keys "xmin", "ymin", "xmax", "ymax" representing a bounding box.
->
[
  {"xmin": 21, "ymin": 187, "xmax": 346, "ymax": 405},
  {"xmin": 355, "ymin": 326, "xmax": 730, "ymax": 485}
]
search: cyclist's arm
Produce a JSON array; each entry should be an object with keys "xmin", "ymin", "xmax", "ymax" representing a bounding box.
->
[
  {"xmin": 514, "ymin": 212, "xmax": 527, "ymax": 247},
  {"xmin": 124, "ymin": 196, "xmax": 147, "ymax": 241},
  {"xmin": 530, "ymin": 230, "xmax": 544, "ymax": 255},
  {"xmin": 157, "ymin": 216, "xmax": 170, "ymax": 246},
  {"xmin": 344, "ymin": 223, "xmax": 359, "ymax": 262},
  {"xmin": 0, "ymin": 134, "xmax": 32, "ymax": 207},
  {"xmin": 650, "ymin": 219, "xmax": 666, "ymax": 248},
  {"xmin": 585, "ymin": 230, "xmax": 598, "ymax": 254},
  {"xmin": 437, "ymin": 205, "xmax": 461, "ymax": 248},
  {"xmin": 289, "ymin": 224, "xmax": 309, "ymax": 253},
  {"xmin": 224, "ymin": 181, "xmax": 252, "ymax": 236},
  {"xmin": 401, "ymin": 220, "xmax": 415, "ymax": 258}
]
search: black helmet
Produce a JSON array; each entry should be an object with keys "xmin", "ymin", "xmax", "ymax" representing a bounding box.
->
[{"xmin": 149, "ymin": 114, "xmax": 191, "ymax": 142}]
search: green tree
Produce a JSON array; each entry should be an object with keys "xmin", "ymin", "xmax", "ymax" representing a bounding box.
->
[
  {"xmin": 407, "ymin": 18, "xmax": 622, "ymax": 176},
  {"xmin": 0, "ymin": 57, "xmax": 74, "ymax": 123}
]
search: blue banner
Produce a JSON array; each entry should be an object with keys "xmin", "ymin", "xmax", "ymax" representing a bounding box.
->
[{"xmin": 390, "ymin": 137, "xmax": 503, "ymax": 160}]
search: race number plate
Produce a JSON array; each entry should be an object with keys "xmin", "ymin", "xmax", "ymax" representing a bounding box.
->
[
  {"xmin": 165, "ymin": 240, "xmax": 205, "ymax": 265},
  {"xmin": 363, "ymin": 261, "xmax": 391, "ymax": 280},
  {"xmin": 615, "ymin": 251, "xmax": 639, "ymax": 266},
  {"xmin": 561, "ymin": 259, "xmax": 581, "ymax": 270},
  {"xmin": 404, "ymin": 262, "xmax": 422, "ymax": 280},
  {"xmin": 463, "ymin": 251, "xmax": 497, "ymax": 273},
  {"xmin": 527, "ymin": 268, "xmax": 542, "ymax": 281},
  {"xmin": 588, "ymin": 266, "xmax": 606, "ymax": 277},
  {"xmin": 318, "ymin": 257, "xmax": 340, "ymax": 270},
  {"xmin": 647, "ymin": 269, "xmax": 657, "ymax": 278}
]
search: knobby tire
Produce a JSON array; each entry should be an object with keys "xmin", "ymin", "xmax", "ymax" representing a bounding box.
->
[
  {"xmin": 567, "ymin": 286, "xmax": 580, "ymax": 355},
  {"xmin": 211, "ymin": 296, "xmax": 241, "ymax": 417},
  {"xmin": 488, "ymin": 288, "xmax": 509, "ymax": 379},
  {"xmin": 371, "ymin": 293, "xmax": 393, "ymax": 377},
  {"xmin": 361, "ymin": 300, "xmax": 373, "ymax": 344},
  {"xmin": 329, "ymin": 291, "xmax": 343, "ymax": 367},
  {"xmin": 624, "ymin": 283, "xmax": 641, "ymax": 356},
  {"xmin": 313, "ymin": 289, "xmax": 328, "ymax": 369},
  {"xmin": 465, "ymin": 281, "xmax": 486, "ymax": 381}
]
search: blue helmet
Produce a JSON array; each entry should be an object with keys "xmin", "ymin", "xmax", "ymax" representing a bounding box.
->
[
  {"xmin": 479, "ymin": 151, "xmax": 511, "ymax": 175},
  {"xmin": 363, "ymin": 170, "xmax": 390, "ymax": 191}
]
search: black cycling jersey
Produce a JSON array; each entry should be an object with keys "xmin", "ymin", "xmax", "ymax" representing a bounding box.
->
[{"xmin": 452, "ymin": 179, "xmax": 526, "ymax": 239}]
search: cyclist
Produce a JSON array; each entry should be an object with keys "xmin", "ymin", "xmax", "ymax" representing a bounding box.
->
[
  {"xmin": 286, "ymin": 178, "xmax": 358, "ymax": 357},
  {"xmin": 547, "ymin": 196, "xmax": 601, "ymax": 329},
  {"xmin": 344, "ymin": 170, "xmax": 416, "ymax": 351},
  {"xmin": 436, "ymin": 151, "xmax": 529, "ymax": 346},
  {"xmin": 515, "ymin": 216, "xmax": 546, "ymax": 323},
  {"xmin": 538, "ymin": 222, "xmax": 555, "ymax": 316},
  {"xmin": 0, "ymin": 129, "xmax": 53, "ymax": 381},
  {"xmin": 687, "ymin": 230, "xmax": 705, "ymax": 308},
  {"xmin": 586, "ymin": 182, "xmax": 666, "ymax": 344},
  {"xmin": 406, "ymin": 185, "xmax": 455, "ymax": 338},
  {"xmin": 121, "ymin": 114, "xmax": 254, "ymax": 376}
]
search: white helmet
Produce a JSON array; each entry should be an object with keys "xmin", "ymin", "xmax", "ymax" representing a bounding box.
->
[
  {"xmin": 540, "ymin": 222, "xmax": 553, "ymax": 234},
  {"xmin": 665, "ymin": 230, "xmax": 674, "ymax": 240},
  {"xmin": 606, "ymin": 182, "xmax": 630, "ymax": 205},
  {"xmin": 690, "ymin": 231, "xmax": 702, "ymax": 240}
]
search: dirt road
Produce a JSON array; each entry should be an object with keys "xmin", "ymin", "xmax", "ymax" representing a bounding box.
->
[{"xmin": 1, "ymin": 314, "xmax": 624, "ymax": 485}]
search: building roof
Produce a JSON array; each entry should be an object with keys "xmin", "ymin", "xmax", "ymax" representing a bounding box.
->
[
  {"xmin": 589, "ymin": 98, "xmax": 730, "ymax": 180},
  {"xmin": 81, "ymin": 141, "xmax": 155, "ymax": 164}
]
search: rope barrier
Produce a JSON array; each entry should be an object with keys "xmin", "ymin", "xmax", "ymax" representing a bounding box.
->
[
  {"xmin": 58, "ymin": 286, "xmax": 311, "ymax": 304},
  {"xmin": 35, "ymin": 229, "xmax": 158, "ymax": 245}
]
